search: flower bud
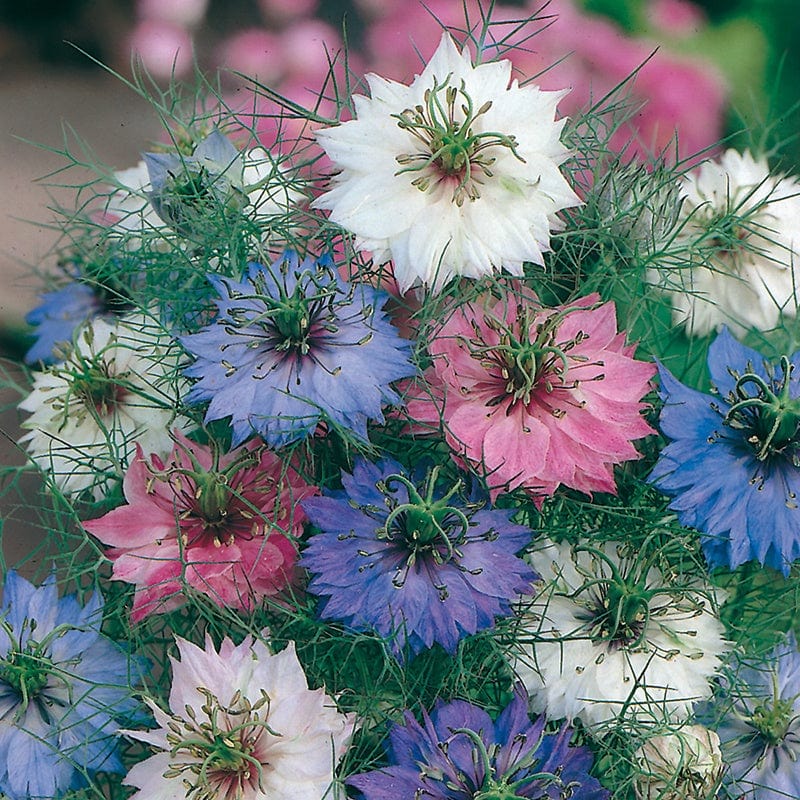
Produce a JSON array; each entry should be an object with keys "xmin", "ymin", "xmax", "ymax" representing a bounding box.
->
[{"xmin": 634, "ymin": 725, "xmax": 723, "ymax": 800}]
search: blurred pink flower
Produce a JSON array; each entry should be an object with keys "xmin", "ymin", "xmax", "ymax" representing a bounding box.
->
[
  {"xmin": 404, "ymin": 290, "xmax": 655, "ymax": 503},
  {"xmin": 127, "ymin": 18, "xmax": 194, "ymax": 79},
  {"xmin": 363, "ymin": 0, "xmax": 726, "ymax": 162},
  {"xmin": 83, "ymin": 431, "xmax": 316, "ymax": 620},
  {"xmin": 216, "ymin": 28, "xmax": 284, "ymax": 84},
  {"xmin": 647, "ymin": 0, "xmax": 707, "ymax": 35},
  {"xmin": 259, "ymin": 0, "xmax": 320, "ymax": 27},
  {"xmin": 137, "ymin": 0, "xmax": 209, "ymax": 28}
]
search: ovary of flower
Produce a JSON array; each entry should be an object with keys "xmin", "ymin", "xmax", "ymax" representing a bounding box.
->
[{"xmin": 314, "ymin": 33, "xmax": 580, "ymax": 293}]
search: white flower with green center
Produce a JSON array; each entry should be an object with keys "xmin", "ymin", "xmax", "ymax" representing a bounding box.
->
[
  {"xmin": 123, "ymin": 634, "xmax": 356, "ymax": 800},
  {"xmin": 651, "ymin": 149, "xmax": 800, "ymax": 336},
  {"xmin": 511, "ymin": 539, "xmax": 730, "ymax": 730},
  {"xmin": 314, "ymin": 33, "xmax": 580, "ymax": 293},
  {"xmin": 19, "ymin": 312, "xmax": 188, "ymax": 498}
]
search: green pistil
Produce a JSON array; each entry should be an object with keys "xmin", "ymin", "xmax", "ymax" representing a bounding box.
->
[
  {"xmin": 192, "ymin": 471, "xmax": 232, "ymax": 534},
  {"xmin": 164, "ymin": 687, "xmax": 273, "ymax": 800},
  {"xmin": 592, "ymin": 579, "xmax": 649, "ymax": 645},
  {"xmin": 393, "ymin": 75, "xmax": 524, "ymax": 206},
  {"xmin": 271, "ymin": 288, "xmax": 312, "ymax": 352},
  {"xmin": 69, "ymin": 359, "xmax": 126, "ymax": 418},
  {"xmin": 375, "ymin": 468, "xmax": 473, "ymax": 594},
  {"xmin": 749, "ymin": 676, "xmax": 795, "ymax": 747},
  {"xmin": 724, "ymin": 356, "xmax": 800, "ymax": 461},
  {"xmin": 1, "ymin": 646, "xmax": 52, "ymax": 702},
  {"xmin": 472, "ymin": 308, "xmax": 580, "ymax": 408}
]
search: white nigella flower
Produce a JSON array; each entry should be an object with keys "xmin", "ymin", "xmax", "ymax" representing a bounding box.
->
[
  {"xmin": 19, "ymin": 312, "xmax": 187, "ymax": 498},
  {"xmin": 123, "ymin": 634, "xmax": 356, "ymax": 800},
  {"xmin": 652, "ymin": 149, "xmax": 800, "ymax": 336},
  {"xmin": 512, "ymin": 539, "xmax": 730, "ymax": 730},
  {"xmin": 314, "ymin": 33, "xmax": 580, "ymax": 293},
  {"xmin": 633, "ymin": 724, "xmax": 724, "ymax": 800}
]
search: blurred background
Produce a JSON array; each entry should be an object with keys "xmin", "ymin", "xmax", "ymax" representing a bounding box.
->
[{"xmin": 0, "ymin": 0, "xmax": 797, "ymax": 565}]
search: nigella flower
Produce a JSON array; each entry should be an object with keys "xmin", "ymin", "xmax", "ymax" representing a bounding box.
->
[
  {"xmin": 25, "ymin": 282, "xmax": 103, "ymax": 365},
  {"xmin": 83, "ymin": 431, "xmax": 316, "ymax": 621},
  {"xmin": 123, "ymin": 633, "xmax": 355, "ymax": 800},
  {"xmin": 648, "ymin": 149, "xmax": 800, "ymax": 336},
  {"xmin": 0, "ymin": 571, "xmax": 144, "ymax": 800},
  {"xmin": 19, "ymin": 312, "xmax": 188, "ymax": 498},
  {"xmin": 25, "ymin": 259, "xmax": 135, "ymax": 366},
  {"xmin": 650, "ymin": 328, "xmax": 800, "ymax": 574},
  {"xmin": 181, "ymin": 250, "xmax": 415, "ymax": 448},
  {"xmin": 699, "ymin": 634, "xmax": 800, "ymax": 800},
  {"xmin": 314, "ymin": 33, "xmax": 580, "ymax": 292},
  {"xmin": 143, "ymin": 128, "xmax": 302, "ymax": 241},
  {"xmin": 633, "ymin": 724, "xmax": 723, "ymax": 800},
  {"xmin": 512, "ymin": 539, "xmax": 729, "ymax": 730},
  {"xmin": 300, "ymin": 457, "xmax": 536, "ymax": 661},
  {"xmin": 348, "ymin": 686, "xmax": 609, "ymax": 800},
  {"xmin": 404, "ymin": 289, "xmax": 655, "ymax": 504}
]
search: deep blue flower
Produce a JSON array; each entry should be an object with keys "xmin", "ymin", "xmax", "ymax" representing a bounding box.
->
[
  {"xmin": 300, "ymin": 458, "xmax": 536, "ymax": 661},
  {"xmin": 699, "ymin": 635, "xmax": 800, "ymax": 800},
  {"xmin": 182, "ymin": 251, "xmax": 415, "ymax": 448},
  {"xmin": 348, "ymin": 686, "xmax": 609, "ymax": 800},
  {"xmin": 650, "ymin": 328, "xmax": 800, "ymax": 574},
  {"xmin": 0, "ymin": 571, "xmax": 145, "ymax": 800},
  {"xmin": 25, "ymin": 282, "xmax": 102, "ymax": 365}
]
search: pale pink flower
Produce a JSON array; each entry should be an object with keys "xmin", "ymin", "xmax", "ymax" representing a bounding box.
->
[
  {"xmin": 123, "ymin": 633, "xmax": 355, "ymax": 800},
  {"xmin": 83, "ymin": 432, "xmax": 316, "ymax": 621},
  {"xmin": 404, "ymin": 289, "xmax": 655, "ymax": 503},
  {"xmin": 127, "ymin": 18, "xmax": 194, "ymax": 80}
]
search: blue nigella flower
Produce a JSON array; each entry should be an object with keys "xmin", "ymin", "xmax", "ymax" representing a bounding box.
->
[
  {"xmin": 300, "ymin": 457, "xmax": 536, "ymax": 661},
  {"xmin": 347, "ymin": 686, "xmax": 610, "ymax": 800},
  {"xmin": 0, "ymin": 571, "xmax": 145, "ymax": 800},
  {"xmin": 181, "ymin": 250, "xmax": 415, "ymax": 448},
  {"xmin": 25, "ymin": 282, "xmax": 102, "ymax": 365},
  {"xmin": 699, "ymin": 634, "xmax": 800, "ymax": 800},
  {"xmin": 650, "ymin": 328, "xmax": 800, "ymax": 574},
  {"xmin": 144, "ymin": 129, "xmax": 249, "ymax": 237}
]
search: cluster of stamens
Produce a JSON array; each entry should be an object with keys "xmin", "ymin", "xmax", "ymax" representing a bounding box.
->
[
  {"xmin": 394, "ymin": 75, "xmax": 524, "ymax": 206},
  {"xmin": 162, "ymin": 687, "xmax": 275, "ymax": 800},
  {"xmin": 218, "ymin": 259, "xmax": 374, "ymax": 379},
  {"xmin": 460, "ymin": 306, "xmax": 589, "ymax": 409},
  {"xmin": 146, "ymin": 441, "xmax": 268, "ymax": 549}
]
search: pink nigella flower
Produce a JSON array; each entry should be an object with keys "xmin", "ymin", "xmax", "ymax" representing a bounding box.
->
[
  {"xmin": 83, "ymin": 431, "xmax": 316, "ymax": 620},
  {"xmin": 404, "ymin": 290, "xmax": 655, "ymax": 503}
]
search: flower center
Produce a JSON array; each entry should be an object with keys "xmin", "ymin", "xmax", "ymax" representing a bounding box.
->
[
  {"xmin": 0, "ymin": 646, "xmax": 52, "ymax": 702},
  {"xmin": 394, "ymin": 75, "xmax": 524, "ymax": 206},
  {"xmin": 465, "ymin": 307, "xmax": 586, "ymax": 408},
  {"xmin": 723, "ymin": 356, "xmax": 800, "ymax": 462},
  {"xmin": 373, "ymin": 468, "xmax": 477, "ymax": 597},
  {"xmin": 590, "ymin": 579, "xmax": 649, "ymax": 646},
  {"xmin": 68, "ymin": 359, "xmax": 128, "ymax": 418},
  {"xmin": 192, "ymin": 470, "xmax": 233, "ymax": 533},
  {"xmin": 165, "ymin": 688, "xmax": 274, "ymax": 800},
  {"xmin": 452, "ymin": 727, "xmax": 570, "ymax": 800},
  {"xmin": 225, "ymin": 258, "xmax": 343, "ymax": 360},
  {"xmin": 749, "ymin": 694, "xmax": 796, "ymax": 747},
  {"xmin": 159, "ymin": 166, "xmax": 249, "ymax": 236}
]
